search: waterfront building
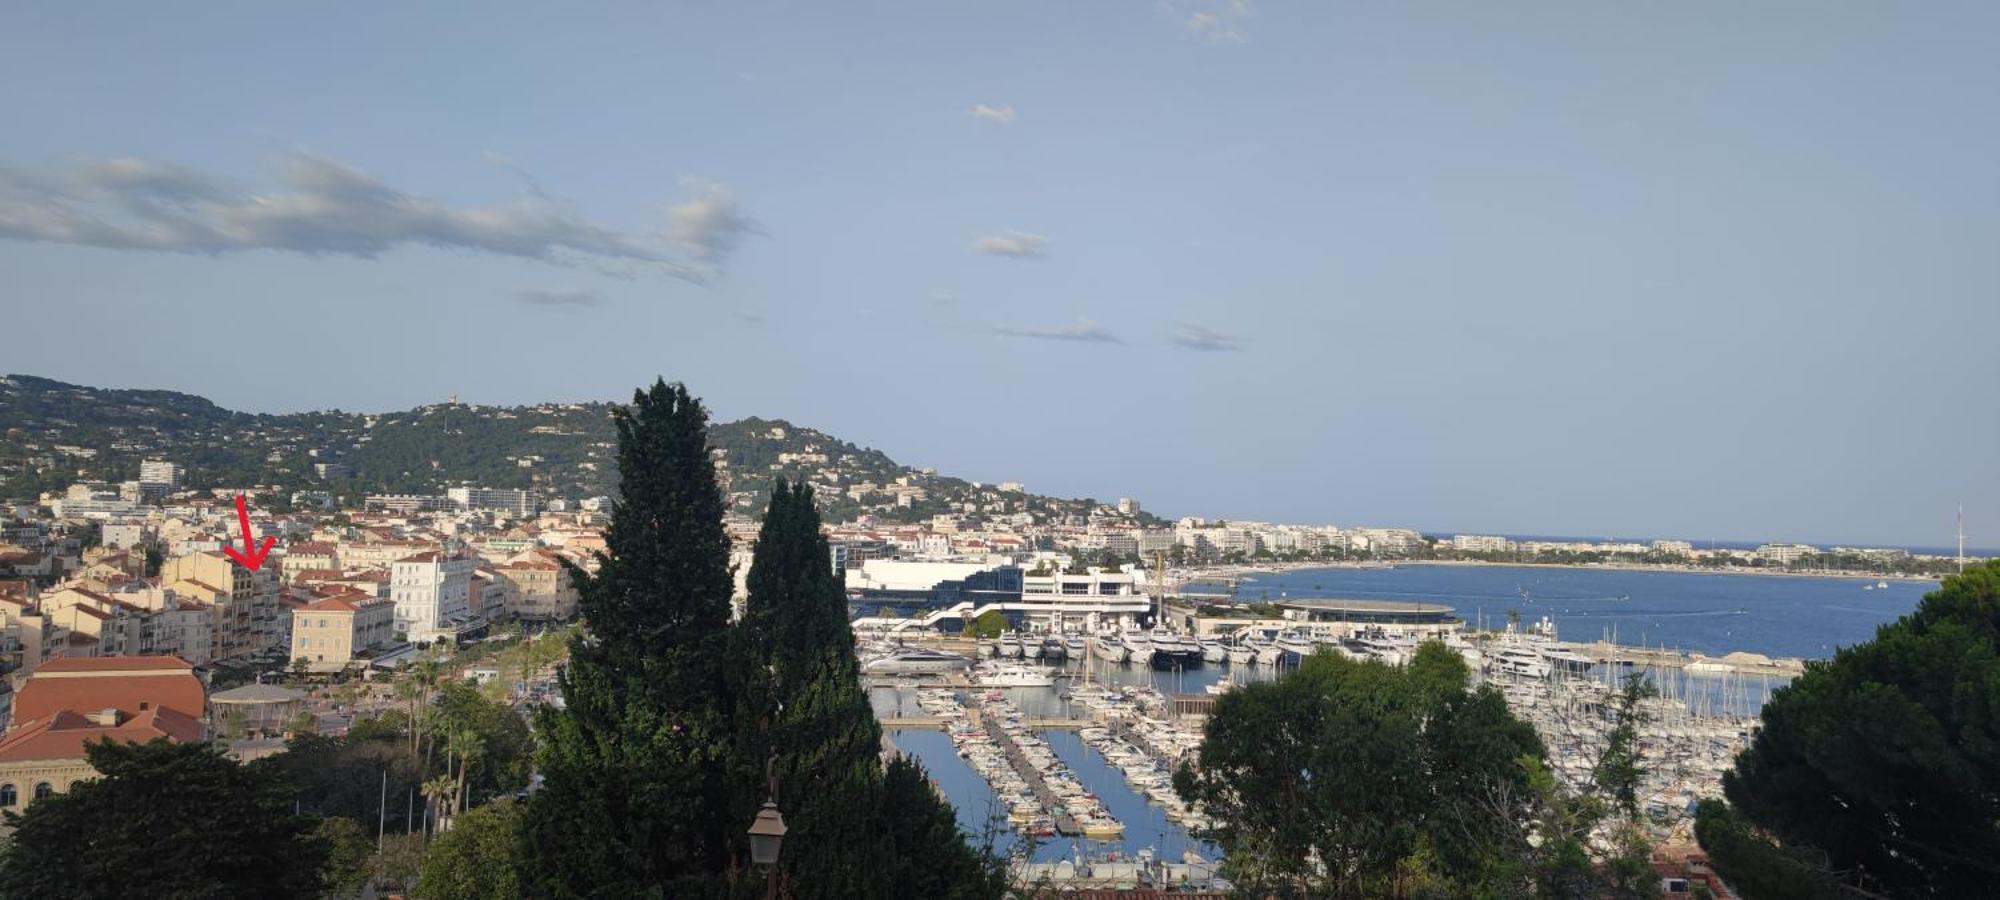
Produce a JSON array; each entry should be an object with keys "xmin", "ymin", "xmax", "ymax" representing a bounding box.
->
[
  {"xmin": 1452, "ymin": 534, "xmax": 1516, "ymax": 553},
  {"xmin": 289, "ymin": 590, "xmax": 396, "ymax": 672},
  {"xmin": 1756, "ymin": 542, "xmax": 1820, "ymax": 564},
  {"xmin": 389, "ymin": 551, "xmax": 478, "ymax": 644}
]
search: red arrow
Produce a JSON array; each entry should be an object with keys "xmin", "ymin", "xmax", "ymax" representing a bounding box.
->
[{"xmin": 222, "ymin": 493, "xmax": 275, "ymax": 572}]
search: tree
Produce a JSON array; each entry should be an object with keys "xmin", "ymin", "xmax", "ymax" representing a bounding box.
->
[
  {"xmin": 1174, "ymin": 644, "xmax": 1545, "ymax": 896},
  {"xmin": 523, "ymin": 380, "xmax": 745, "ymax": 897},
  {"xmin": 316, "ymin": 815, "xmax": 377, "ymax": 898},
  {"xmin": 1705, "ymin": 561, "xmax": 2000, "ymax": 896},
  {"xmin": 0, "ymin": 739, "xmax": 327, "ymax": 898},
  {"xmin": 416, "ymin": 797, "xmax": 526, "ymax": 900},
  {"xmin": 431, "ymin": 680, "xmax": 533, "ymax": 802},
  {"xmin": 736, "ymin": 479, "xmax": 1002, "ymax": 898},
  {"xmin": 969, "ymin": 609, "xmax": 1008, "ymax": 639}
]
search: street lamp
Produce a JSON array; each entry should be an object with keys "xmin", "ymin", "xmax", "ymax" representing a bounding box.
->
[{"xmin": 747, "ymin": 800, "xmax": 787, "ymax": 866}]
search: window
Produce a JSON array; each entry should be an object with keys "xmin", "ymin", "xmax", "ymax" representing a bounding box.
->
[
  {"xmin": 33, "ymin": 783, "xmax": 52, "ymax": 800},
  {"xmin": 0, "ymin": 784, "xmax": 15, "ymax": 807}
]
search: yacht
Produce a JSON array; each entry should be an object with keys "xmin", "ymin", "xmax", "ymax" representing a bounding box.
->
[
  {"xmin": 982, "ymin": 664, "xmax": 1056, "ymax": 687},
  {"xmin": 1225, "ymin": 638, "xmax": 1255, "ymax": 666},
  {"xmin": 1537, "ymin": 643, "xmax": 1595, "ymax": 674},
  {"xmin": 1149, "ymin": 629, "xmax": 1203, "ymax": 670},
  {"xmin": 1198, "ymin": 639, "xmax": 1228, "ymax": 665},
  {"xmin": 1022, "ymin": 635, "xmax": 1044, "ymax": 660},
  {"xmin": 1000, "ymin": 635, "xmax": 1025, "ymax": 659},
  {"xmin": 1039, "ymin": 636, "xmax": 1067, "ymax": 662},
  {"xmin": 1347, "ymin": 635, "xmax": 1408, "ymax": 666},
  {"xmin": 1064, "ymin": 634, "xmax": 1089, "ymax": 659},
  {"xmin": 1275, "ymin": 631, "xmax": 1317, "ymax": 665},
  {"xmin": 1094, "ymin": 634, "xmax": 1131, "ymax": 664},
  {"xmin": 862, "ymin": 648, "xmax": 973, "ymax": 675},
  {"xmin": 1489, "ymin": 646, "xmax": 1552, "ymax": 679},
  {"xmin": 1123, "ymin": 631, "xmax": 1153, "ymax": 664}
]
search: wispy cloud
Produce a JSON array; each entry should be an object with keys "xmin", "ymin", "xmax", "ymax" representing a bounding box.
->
[
  {"xmin": 730, "ymin": 310, "xmax": 766, "ymax": 325},
  {"xmin": 969, "ymin": 104, "xmax": 1016, "ymax": 125},
  {"xmin": 668, "ymin": 177, "xmax": 761, "ymax": 264},
  {"xmin": 0, "ymin": 152, "xmax": 751, "ymax": 283},
  {"xmin": 996, "ymin": 319, "xmax": 1121, "ymax": 343},
  {"xmin": 970, "ymin": 230, "xmax": 1048, "ymax": 258},
  {"xmin": 1173, "ymin": 0, "xmax": 1252, "ymax": 42},
  {"xmin": 1171, "ymin": 322, "xmax": 1242, "ymax": 351},
  {"xmin": 514, "ymin": 288, "xmax": 602, "ymax": 308}
]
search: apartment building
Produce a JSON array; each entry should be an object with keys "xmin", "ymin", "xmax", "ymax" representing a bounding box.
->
[
  {"xmin": 161, "ymin": 551, "xmax": 277, "ymax": 660},
  {"xmin": 390, "ymin": 551, "xmax": 477, "ymax": 644},
  {"xmin": 289, "ymin": 591, "xmax": 395, "ymax": 673}
]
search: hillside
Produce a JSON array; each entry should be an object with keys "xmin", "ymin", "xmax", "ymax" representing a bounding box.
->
[{"xmin": 0, "ymin": 374, "xmax": 1155, "ymax": 527}]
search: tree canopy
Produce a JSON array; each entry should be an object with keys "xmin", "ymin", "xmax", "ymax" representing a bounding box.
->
[
  {"xmin": 524, "ymin": 380, "xmax": 745, "ymax": 897},
  {"xmin": 1175, "ymin": 643, "xmax": 1546, "ymax": 896},
  {"xmin": 0, "ymin": 739, "xmax": 327, "ymax": 898},
  {"xmin": 1704, "ymin": 561, "xmax": 2000, "ymax": 897}
]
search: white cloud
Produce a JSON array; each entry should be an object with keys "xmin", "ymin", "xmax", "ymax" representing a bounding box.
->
[
  {"xmin": 970, "ymin": 104, "xmax": 1017, "ymax": 125},
  {"xmin": 970, "ymin": 230, "xmax": 1048, "ymax": 258},
  {"xmin": 1171, "ymin": 322, "xmax": 1242, "ymax": 352},
  {"xmin": 0, "ymin": 152, "xmax": 752, "ymax": 283},
  {"xmin": 514, "ymin": 288, "xmax": 603, "ymax": 308},
  {"xmin": 996, "ymin": 319, "xmax": 1121, "ymax": 343},
  {"xmin": 1175, "ymin": 0, "xmax": 1251, "ymax": 42},
  {"xmin": 668, "ymin": 177, "xmax": 761, "ymax": 264}
]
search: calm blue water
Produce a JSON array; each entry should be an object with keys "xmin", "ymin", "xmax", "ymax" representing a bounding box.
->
[{"xmin": 1206, "ymin": 564, "xmax": 1935, "ymax": 659}]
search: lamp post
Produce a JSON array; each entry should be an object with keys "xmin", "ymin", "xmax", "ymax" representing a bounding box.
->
[{"xmin": 746, "ymin": 753, "xmax": 786, "ymax": 899}]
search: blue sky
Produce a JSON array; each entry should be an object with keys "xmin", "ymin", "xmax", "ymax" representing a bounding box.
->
[{"xmin": 3, "ymin": 2, "xmax": 1995, "ymax": 547}]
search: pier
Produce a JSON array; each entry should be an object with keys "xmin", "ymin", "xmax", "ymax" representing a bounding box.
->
[{"xmin": 980, "ymin": 715, "xmax": 1084, "ymax": 837}]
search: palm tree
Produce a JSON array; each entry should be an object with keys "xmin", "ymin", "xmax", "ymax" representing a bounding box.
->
[{"xmin": 421, "ymin": 775, "xmax": 457, "ymax": 840}]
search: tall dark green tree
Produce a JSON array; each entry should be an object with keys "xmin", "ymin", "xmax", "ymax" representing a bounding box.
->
[
  {"xmin": 0, "ymin": 738, "xmax": 327, "ymax": 898},
  {"xmin": 737, "ymin": 479, "xmax": 1003, "ymax": 898},
  {"xmin": 1705, "ymin": 561, "xmax": 2000, "ymax": 897},
  {"xmin": 523, "ymin": 380, "xmax": 744, "ymax": 898}
]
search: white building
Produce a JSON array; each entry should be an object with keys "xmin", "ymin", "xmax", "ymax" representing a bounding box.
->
[
  {"xmin": 138, "ymin": 460, "xmax": 184, "ymax": 491},
  {"xmin": 390, "ymin": 551, "xmax": 477, "ymax": 644},
  {"xmin": 1756, "ymin": 543, "xmax": 1820, "ymax": 565},
  {"xmin": 447, "ymin": 487, "xmax": 537, "ymax": 518},
  {"xmin": 1451, "ymin": 534, "xmax": 1515, "ymax": 553}
]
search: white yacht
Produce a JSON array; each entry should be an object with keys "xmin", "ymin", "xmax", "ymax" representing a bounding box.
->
[
  {"xmin": 1275, "ymin": 631, "xmax": 1317, "ymax": 664},
  {"xmin": 1198, "ymin": 639, "xmax": 1228, "ymax": 664},
  {"xmin": 1124, "ymin": 631, "xmax": 1153, "ymax": 663},
  {"xmin": 1489, "ymin": 646, "xmax": 1552, "ymax": 679},
  {"xmin": 981, "ymin": 664, "xmax": 1056, "ymax": 687},
  {"xmin": 1064, "ymin": 634, "xmax": 1089, "ymax": 659},
  {"xmin": 1094, "ymin": 634, "xmax": 1131, "ymax": 664},
  {"xmin": 862, "ymin": 648, "xmax": 973, "ymax": 675},
  {"xmin": 1000, "ymin": 635, "xmax": 1025, "ymax": 659},
  {"xmin": 1226, "ymin": 639, "xmax": 1256, "ymax": 666},
  {"xmin": 1022, "ymin": 636, "xmax": 1044, "ymax": 660}
]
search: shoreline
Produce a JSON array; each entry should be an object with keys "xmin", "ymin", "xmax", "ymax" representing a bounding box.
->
[{"xmin": 1179, "ymin": 559, "xmax": 1944, "ymax": 585}]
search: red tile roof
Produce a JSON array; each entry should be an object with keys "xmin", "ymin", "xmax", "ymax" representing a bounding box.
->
[
  {"xmin": 0, "ymin": 707, "xmax": 206, "ymax": 762},
  {"xmin": 13, "ymin": 656, "xmax": 205, "ymax": 724}
]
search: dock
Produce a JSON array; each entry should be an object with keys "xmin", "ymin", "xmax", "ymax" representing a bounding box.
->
[{"xmin": 980, "ymin": 714, "xmax": 1082, "ymax": 837}]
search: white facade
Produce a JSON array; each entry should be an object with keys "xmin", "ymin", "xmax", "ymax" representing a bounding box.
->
[{"xmin": 390, "ymin": 552, "xmax": 476, "ymax": 643}]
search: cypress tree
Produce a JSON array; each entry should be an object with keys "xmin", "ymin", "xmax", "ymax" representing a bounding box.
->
[
  {"xmin": 524, "ymin": 380, "xmax": 742, "ymax": 898},
  {"xmin": 740, "ymin": 479, "xmax": 1003, "ymax": 898}
]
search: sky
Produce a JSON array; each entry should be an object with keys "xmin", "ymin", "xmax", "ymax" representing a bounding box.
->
[{"xmin": 2, "ymin": 2, "xmax": 1996, "ymax": 548}]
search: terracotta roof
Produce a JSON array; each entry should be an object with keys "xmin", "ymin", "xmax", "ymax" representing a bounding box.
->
[
  {"xmin": 14, "ymin": 656, "xmax": 206, "ymax": 723},
  {"xmin": 0, "ymin": 707, "xmax": 205, "ymax": 762},
  {"xmin": 397, "ymin": 551, "xmax": 443, "ymax": 563},
  {"xmin": 286, "ymin": 542, "xmax": 338, "ymax": 556}
]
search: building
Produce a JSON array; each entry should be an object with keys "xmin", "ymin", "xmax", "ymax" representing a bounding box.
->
[
  {"xmin": 364, "ymin": 494, "xmax": 452, "ymax": 514},
  {"xmin": 278, "ymin": 542, "xmax": 340, "ymax": 583},
  {"xmin": 1756, "ymin": 543, "xmax": 1820, "ymax": 565},
  {"xmin": 137, "ymin": 459, "xmax": 184, "ymax": 491},
  {"xmin": 493, "ymin": 553, "xmax": 578, "ymax": 622},
  {"xmin": 1451, "ymin": 534, "xmax": 1515, "ymax": 553},
  {"xmin": 289, "ymin": 591, "xmax": 396, "ymax": 673},
  {"xmin": 161, "ymin": 551, "xmax": 278, "ymax": 660},
  {"xmin": 447, "ymin": 487, "xmax": 537, "ymax": 518},
  {"xmin": 0, "ymin": 657, "xmax": 207, "ymax": 811},
  {"xmin": 390, "ymin": 551, "xmax": 478, "ymax": 644}
]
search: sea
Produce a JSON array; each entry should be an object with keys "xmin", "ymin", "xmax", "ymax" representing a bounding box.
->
[
  {"xmin": 875, "ymin": 563, "xmax": 1939, "ymax": 863},
  {"xmin": 1207, "ymin": 563, "xmax": 1936, "ymax": 659}
]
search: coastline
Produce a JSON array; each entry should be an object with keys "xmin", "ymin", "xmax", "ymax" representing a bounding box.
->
[{"xmin": 1178, "ymin": 559, "xmax": 1944, "ymax": 585}]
